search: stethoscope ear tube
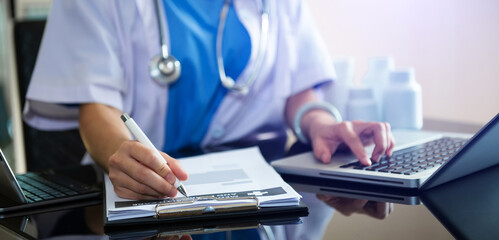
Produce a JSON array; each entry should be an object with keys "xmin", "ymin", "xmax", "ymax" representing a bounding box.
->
[
  {"xmin": 150, "ymin": 0, "xmax": 269, "ymax": 94},
  {"xmin": 217, "ymin": 0, "xmax": 269, "ymax": 95}
]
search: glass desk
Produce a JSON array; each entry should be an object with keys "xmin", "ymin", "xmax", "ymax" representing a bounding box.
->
[
  {"xmin": 1, "ymin": 120, "xmax": 498, "ymax": 239},
  {"xmin": 282, "ymin": 164, "xmax": 499, "ymax": 240}
]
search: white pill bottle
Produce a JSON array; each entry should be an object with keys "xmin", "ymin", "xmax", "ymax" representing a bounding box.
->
[
  {"xmin": 383, "ymin": 68, "xmax": 423, "ymax": 129},
  {"xmin": 346, "ymin": 86, "xmax": 380, "ymax": 122}
]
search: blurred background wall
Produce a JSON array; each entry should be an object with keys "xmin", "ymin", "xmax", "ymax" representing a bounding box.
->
[{"xmin": 308, "ymin": 0, "xmax": 499, "ymax": 125}]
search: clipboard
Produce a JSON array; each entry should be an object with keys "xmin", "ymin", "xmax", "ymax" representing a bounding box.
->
[
  {"xmin": 154, "ymin": 196, "xmax": 260, "ymax": 218},
  {"xmin": 104, "ymin": 194, "xmax": 308, "ymax": 229},
  {"xmin": 103, "ymin": 147, "xmax": 308, "ymax": 229}
]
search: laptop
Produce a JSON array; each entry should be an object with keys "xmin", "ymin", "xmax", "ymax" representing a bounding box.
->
[
  {"xmin": 272, "ymin": 113, "xmax": 499, "ymax": 190},
  {"xmin": 0, "ymin": 148, "xmax": 101, "ymax": 213}
]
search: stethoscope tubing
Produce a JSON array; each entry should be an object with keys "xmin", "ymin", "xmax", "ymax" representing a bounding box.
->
[{"xmin": 151, "ymin": 0, "xmax": 270, "ymax": 95}]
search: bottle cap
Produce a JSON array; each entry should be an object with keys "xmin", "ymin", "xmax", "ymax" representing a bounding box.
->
[
  {"xmin": 368, "ymin": 56, "xmax": 394, "ymax": 73},
  {"xmin": 389, "ymin": 68, "xmax": 415, "ymax": 84},
  {"xmin": 333, "ymin": 58, "xmax": 355, "ymax": 83},
  {"xmin": 363, "ymin": 56, "xmax": 395, "ymax": 86},
  {"xmin": 348, "ymin": 86, "xmax": 374, "ymax": 100}
]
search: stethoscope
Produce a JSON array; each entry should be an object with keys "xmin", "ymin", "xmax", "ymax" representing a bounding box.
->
[{"xmin": 149, "ymin": 0, "xmax": 269, "ymax": 95}]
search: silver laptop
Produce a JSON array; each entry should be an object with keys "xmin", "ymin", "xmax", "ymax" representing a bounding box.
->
[
  {"xmin": 0, "ymin": 148, "xmax": 101, "ymax": 213},
  {"xmin": 272, "ymin": 113, "xmax": 499, "ymax": 190}
]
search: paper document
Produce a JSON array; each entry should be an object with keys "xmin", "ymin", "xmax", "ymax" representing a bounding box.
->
[{"xmin": 105, "ymin": 147, "xmax": 302, "ymax": 222}]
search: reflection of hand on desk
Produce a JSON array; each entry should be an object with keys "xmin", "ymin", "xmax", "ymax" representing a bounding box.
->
[{"xmin": 316, "ymin": 194, "xmax": 394, "ymax": 220}]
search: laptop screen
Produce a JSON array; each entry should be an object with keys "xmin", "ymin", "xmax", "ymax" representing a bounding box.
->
[
  {"xmin": 0, "ymin": 149, "xmax": 27, "ymax": 204},
  {"xmin": 422, "ymin": 113, "xmax": 499, "ymax": 189}
]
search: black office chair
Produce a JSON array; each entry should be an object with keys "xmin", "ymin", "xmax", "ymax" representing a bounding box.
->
[{"xmin": 14, "ymin": 20, "xmax": 86, "ymax": 171}]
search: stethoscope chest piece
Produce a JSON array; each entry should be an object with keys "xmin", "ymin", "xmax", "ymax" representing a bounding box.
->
[{"xmin": 149, "ymin": 54, "xmax": 181, "ymax": 85}]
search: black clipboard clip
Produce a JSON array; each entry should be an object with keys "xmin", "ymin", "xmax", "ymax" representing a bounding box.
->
[{"xmin": 154, "ymin": 196, "xmax": 260, "ymax": 218}]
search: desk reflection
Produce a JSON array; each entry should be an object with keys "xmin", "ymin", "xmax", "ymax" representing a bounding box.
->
[
  {"xmin": 143, "ymin": 235, "xmax": 191, "ymax": 240},
  {"xmin": 317, "ymin": 195, "xmax": 393, "ymax": 220},
  {"xmin": 2, "ymin": 164, "xmax": 498, "ymax": 239},
  {"xmin": 286, "ymin": 163, "xmax": 499, "ymax": 240}
]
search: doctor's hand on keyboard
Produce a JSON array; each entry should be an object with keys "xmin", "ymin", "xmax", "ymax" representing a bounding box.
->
[{"xmin": 307, "ymin": 119, "xmax": 395, "ymax": 166}]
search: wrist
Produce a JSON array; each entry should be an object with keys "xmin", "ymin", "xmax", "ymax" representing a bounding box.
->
[
  {"xmin": 301, "ymin": 110, "xmax": 335, "ymax": 140},
  {"xmin": 293, "ymin": 102, "xmax": 342, "ymax": 144}
]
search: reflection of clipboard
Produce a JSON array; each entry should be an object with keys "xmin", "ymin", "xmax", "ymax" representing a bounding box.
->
[{"xmin": 106, "ymin": 206, "xmax": 306, "ymax": 239}]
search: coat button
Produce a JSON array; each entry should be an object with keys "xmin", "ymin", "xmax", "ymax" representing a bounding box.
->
[{"xmin": 211, "ymin": 126, "xmax": 225, "ymax": 139}]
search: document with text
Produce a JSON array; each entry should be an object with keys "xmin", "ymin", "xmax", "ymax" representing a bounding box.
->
[{"xmin": 105, "ymin": 147, "xmax": 302, "ymax": 222}]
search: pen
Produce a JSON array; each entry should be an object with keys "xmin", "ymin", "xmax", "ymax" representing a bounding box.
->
[{"xmin": 120, "ymin": 113, "xmax": 188, "ymax": 197}]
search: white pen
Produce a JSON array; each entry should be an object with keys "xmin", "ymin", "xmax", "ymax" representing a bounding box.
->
[{"xmin": 120, "ymin": 113, "xmax": 188, "ymax": 197}]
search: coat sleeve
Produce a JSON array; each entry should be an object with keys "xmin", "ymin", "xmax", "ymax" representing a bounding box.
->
[
  {"xmin": 24, "ymin": 0, "xmax": 127, "ymax": 130},
  {"xmin": 279, "ymin": 0, "xmax": 336, "ymax": 96}
]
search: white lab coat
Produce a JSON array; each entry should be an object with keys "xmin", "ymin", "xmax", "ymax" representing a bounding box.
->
[
  {"xmin": 24, "ymin": 0, "xmax": 335, "ymax": 238},
  {"xmin": 25, "ymin": 0, "xmax": 334, "ymax": 149}
]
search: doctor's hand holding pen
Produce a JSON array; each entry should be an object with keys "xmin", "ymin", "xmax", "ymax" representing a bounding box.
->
[{"xmin": 79, "ymin": 103, "xmax": 188, "ymax": 200}]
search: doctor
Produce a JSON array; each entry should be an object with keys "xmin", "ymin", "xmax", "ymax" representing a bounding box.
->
[{"xmin": 25, "ymin": 0, "xmax": 394, "ymax": 238}]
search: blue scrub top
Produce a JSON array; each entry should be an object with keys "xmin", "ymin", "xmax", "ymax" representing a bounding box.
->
[{"xmin": 162, "ymin": 0, "xmax": 251, "ymax": 154}]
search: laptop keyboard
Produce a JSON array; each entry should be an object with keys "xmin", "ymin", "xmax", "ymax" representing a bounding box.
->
[
  {"xmin": 340, "ymin": 137, "xmax": 467, "ymax": 175},
  {"xmin": 16, "ymin": 172, "xmax": 92, "ymax": 203}
]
